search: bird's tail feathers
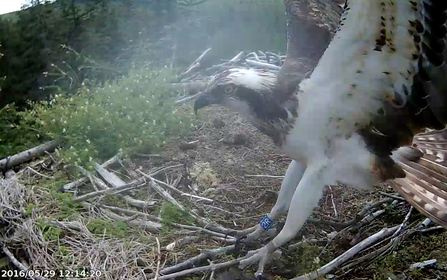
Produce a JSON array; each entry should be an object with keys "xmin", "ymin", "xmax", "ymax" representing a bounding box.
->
[{"xmin": 390, "ymin": 129, "xmax": 447, "ymax": 228}]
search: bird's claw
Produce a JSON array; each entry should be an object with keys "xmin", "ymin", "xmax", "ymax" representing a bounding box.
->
[
  {"xmin": 239, "ymin": 246, "xmax": 274, "ymax": 278},
  {"xmin": 234, "ymin": 225, "xmax": 265, "ymax": 255}
]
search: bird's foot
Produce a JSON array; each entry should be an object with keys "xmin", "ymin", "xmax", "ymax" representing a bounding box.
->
[
  {"xmin": 234, "ymin": 224, "xmax": 268, "ymax": 254},
  {"xmin": 239, "ymin": 243, "xmax": 279, "ymax": 279},
  {"xmin": 236, "ymin": 214, "xmax": 275, "ymax": 245}
]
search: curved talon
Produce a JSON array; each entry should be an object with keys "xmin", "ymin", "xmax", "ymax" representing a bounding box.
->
[{"xmin": 233, "ymin": 235, "xmax": 247, "ymax": 256}]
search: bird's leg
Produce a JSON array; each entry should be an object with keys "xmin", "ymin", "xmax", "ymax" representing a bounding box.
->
[
  {"xmin": 239, "ymin": 164, "xmax": 326, "ymax": 278},
  {"xmin": 242, "ymin": 160, "xmax": 306, "ymax": 243}
]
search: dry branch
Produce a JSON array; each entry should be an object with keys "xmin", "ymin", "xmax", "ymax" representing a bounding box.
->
[
  {"xmin": 60, "ymin": 153, "xmax": 121, "ymax": 192},
  {"xmin": 0, "ymin": 140, "xmax": 60, "ymax": 172},
  {"xmin": 94, "ymin": 163, "xmax": 156, "ymax": 208},
  {"xmin": 2, "ymin": 246, "xmax": 49, "ymax": 280},
  {"xmin": 72, "ymin": 177, "xmax": 146, "ymax": 202},
  {"xmin": 293, "ymin": 225, "xmax": 400, "ymax": 280}
]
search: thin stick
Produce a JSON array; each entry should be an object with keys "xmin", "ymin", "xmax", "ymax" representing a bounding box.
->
[
  {"xmin": 293, "ymin": 225, "xmax": 400, "ymax": 280},
  {"xmin": 138, "ymin": 170, "xmax": 214, "ymax": 203},
  {"xmin": 99, "ymin": 204, "xmax": 235, "ymax": 240},
  {"xmin": 72, "ymin": 177, "xmax": 146, "ymax": 202},
  {"xmin": 60, "ymin": 153, "xmax": 120, "ymax": 192},
  {"xmin": 329, "ymin": 186, "xmax": 338, "ymax": 217},
  {"xmin": 378, "ymin": 191, "xmax": 405, "ymax": 201},
  {"xmin": 154, "ymin": 237, "xmax": 161, "ymax": 280},
  {"xmin": 26, "ymin": 166, "xmax": 54, "ymax": 179},
  {"xmin": 244, "ymin": 174, "xmax": 284, "ymax": 179},
  {"xmin": 2, "ymin": 246, "xmax": 49, "ymax": 280},
  {"xmin": 0, "ymin": 140, "xmax": 60, "ymax": 171},
  {"xmin": 152, "ymin": 259, "xmax": 241, "ymax": 280}
]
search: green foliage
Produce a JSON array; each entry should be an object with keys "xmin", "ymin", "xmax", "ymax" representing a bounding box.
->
[
  {"xmin": 160, "ymin": 202, "xmax": 195, "ymax": 225},
  {"xmin": 86, "ymin": 219, "xmax": 128, "ymax": 238},
  {"xmin": 0, "ymin": 104, "xmax": 42, "ymax": 158},
  {"xmin": 4, "ymin": 68, "xmax": 194, "ymax": 166},
  {"xmin": 38, "ymin": 219, "xmax": 64, "ymax": 241},
  {"xmin": 1, "ymin": 0, "xmax": 286, "ymax": 107},
  {"xmin": 49, "ymin": 190, "xmax": 84, "ymax": 219}
]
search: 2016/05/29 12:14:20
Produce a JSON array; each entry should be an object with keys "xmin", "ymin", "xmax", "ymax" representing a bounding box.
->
[{"xmin": 1, "ymin": 269, "xmax": 103, "ymax": 278}]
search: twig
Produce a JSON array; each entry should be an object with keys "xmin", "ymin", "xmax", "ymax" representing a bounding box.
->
[
  {"xmin": 154, "ymin": 237, "xmax": 161, "ymax": 280},
  {"xmin": 378, "ymin": 191, "xmax": 405, "ymax": 201},
  {"xmin": 293, "ymin": 225, "xmax": 400, "ymax": 280},
  {"xmin": 149, "ymin": 164, "xmax": 184, "ymax": 177},
  {"xmin": 244, "ymin": 174, "xmax": 284, "ymax": 179},
  {"xmin": 60, "ymin": 153, "xmax": 120, "ymax": 192},
  {"xmin": 26, "ymin": 166, "xmax": 54, "ymax": 179},
  {"xmin": 0, "ymin": 140, "xmax": 60, "ymax": 171},
  {"xmin": 148, "ymin": 178, "xmax": 185, "ymax": 211},
  {"xmin": 245, "ymin": 59, "xmax": 281, "ymax": 70},
  {"xmin": 152, "ymin": 258, "xmax": 241, "ymax": 280},
  {"xmin": 72, "ymin": 177, "xmax": 146, "ymax": 202},
  {"xmin": 138, "ymin": 170, "xmax": 214, "ymax": 203},
  {"xmin": 83, "ymin": 202, "xmax": 162, "ymax": 232},
  {"xmin": 288, "ymin": 239, "xmax": 328, "ymax": 250},
  {"xmin": 175, "ymin": 92, "xmax": 202, "ymax": 104},
  {"xmin": 2, "ymin": 246, "xmax": 49, "ymax": 280},
  {"xmin": 99, "ymin": 204, "xmax": 235, "ymax": 240},
  {"xmin": 329, "ymin": 186, "xmax": 338, "ymax": 217}
]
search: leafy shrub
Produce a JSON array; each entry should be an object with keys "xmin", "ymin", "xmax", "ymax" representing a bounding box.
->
[
  {"xmin": 0, "ymin": 104, "xmax": 42, "ymax": 158},
  {"xmin": 2, "ymin": 67, "xmax": 195, "ymax": 167}
]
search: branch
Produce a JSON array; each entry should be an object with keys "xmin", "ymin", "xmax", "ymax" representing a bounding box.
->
[
  {"xmin": 0, "ymin": 140, "xmax": 60, "ymax": 171},
  {"xmin": 2, "ymin": 246, "xmax": 49, "ymax": 280},
  {"xmin": 293, "ymin": 225, "xmax": 400, "ymax": 280},
  {"xmin": 72, "ymin": 177, "xmax": 146, "ymax": 202},
  {"xmin": 60, "ymin": 153, "xmax": 121, "ymax": 192}
]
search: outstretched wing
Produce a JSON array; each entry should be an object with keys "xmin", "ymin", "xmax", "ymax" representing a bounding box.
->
[
  {"xmin": 392, "ymin": 130, "xmax": 447, "ymax": 227},
  {"xmin": 298, "ymin": 1, "xmax": 447, "ymax": 227},
  {"xmin": 356, "ymin": 0, "xmax": 447, "ymax": 160},
  {"xmin": 275, "ymin": 0, "xmax": 343, "ymax": 99}
]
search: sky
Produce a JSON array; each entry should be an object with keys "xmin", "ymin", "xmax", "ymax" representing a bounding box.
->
[{"xmin": 0, "ymin": 0, "xmax": 27, "ymax": 15}]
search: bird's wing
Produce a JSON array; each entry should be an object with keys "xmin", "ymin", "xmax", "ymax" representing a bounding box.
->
[
  {"xmin": 353, "ymin": 0, "xmax": 447, "ymax": 158},
  {"xmin": 392, "ymin": 129, "xmax": 447, "ymax": 228},
  {"xmin": 297, "ymin": 1, "xmax": 447, "ymax": 227},
  {"xmin": 275, "ymin": 0, "xmax": 343, "ymax": 99}
]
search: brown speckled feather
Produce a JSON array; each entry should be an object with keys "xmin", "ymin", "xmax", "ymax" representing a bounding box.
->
[
  {"xmin": 276, "ymin": 0, "xmax": 343, "ymax": 100},
  {"xmin": 392, "ymin": 129, "xmax": 447, "ymax": 228}
]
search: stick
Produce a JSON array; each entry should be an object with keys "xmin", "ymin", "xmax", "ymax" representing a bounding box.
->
[
  {"xmin": 83, "ymin": 202, "xmax": 162, "ymax": 232},
  {"xmin": 72, "ymin": 177, "xmax": 146, "ymax": 202},
  {"xmin": 229, "ymin": 51, "xmax": 245, "ymax": 63},
  {"xmin": 148, "ymin": 178, "xmax": 185, "ymax": 211},
  {"xmin": 154, "ymin": 237, "xmax": 161, "ymax": 280},
  {"xmin": 81, "ymin": 166, "xmax": 156, "ymax": 208},
  {"xmin": 329, "ymin": 186, "xmax": 338, "ymax": 217},
  {"xmin": 60, "ymin": 153, "xmax": 120, "ymax": 192},
  {"xmin": 146, "ymin": 245, "xmax": 237, "ymax": 279},
  {"xmin": 94, "ymin": 163, "xmax": 156, "ymax": 208},
  {"xmin": 137, "ymin": 170, "xmax": 214, "ymax": 203},
  {"xmin": 245, "ymin": 59, "xmax": 281, "ymax": 70},
  {"xmin": 244, "ymin": 174, "xmax": 284, "ymax": 179},
  {"xmin": 175, "ymin": 92, "xmax": 202, "ymax": 105},
  {"xmin": 293, "ymin": 225, "xmax": 400, "ymax": 280},
  {"xmin": 153, "ymin": 259, "xmax": 241, "ymax": 280},
  {"xmin": 0, "ymin": 140, "xmax": 60, "ymax": 171},
  {"xmin": 2, "ymin": 246, "xmax": 49, "ymax": 280},
  {"xmin": 26, "ymin": 166, "xmax": 54, "ymax": 179},
  {"xmin": 100, "ymin": 204, "xmax": 235, "ymax": 240}
]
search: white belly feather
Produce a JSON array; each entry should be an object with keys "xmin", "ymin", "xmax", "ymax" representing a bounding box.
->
[{"xmin": 281, "ymin": 0, "xmax": 422, "ymax": 189}]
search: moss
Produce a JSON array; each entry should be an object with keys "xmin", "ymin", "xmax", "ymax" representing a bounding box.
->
[
  {"xmin": 86, "ymin": 219, "xmax": 128, "ymax": 238},
  {"xmin": 160, "ymin": 202, "xmax": 195, "ymax": 225},
  {"xmin": 37, "ymin": 219, "xmax": 63, "ymax": 241}
]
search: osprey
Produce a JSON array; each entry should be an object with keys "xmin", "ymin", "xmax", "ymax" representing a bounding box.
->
[{"xmin": 194, "ymin": 0, "xmax": 447, "ymax": 277}]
